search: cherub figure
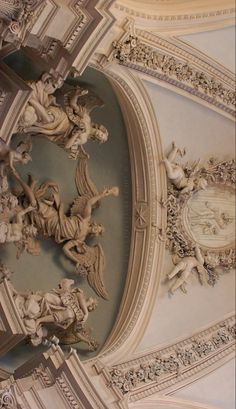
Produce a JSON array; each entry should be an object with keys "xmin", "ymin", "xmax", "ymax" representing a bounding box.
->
[
  {"xmin": 0, "ymin": 204, "xmax": 36, "ymax": 244},
  {"xmin": 167, "ymin": 246, "xmax": 208, "ymax": 294},
  {"xmin": 162, "ymin": 142, "xmax": 207, "ymax": 194},
  {"xmin": 12, "ymin": 278, "xmax": 98, "ymax": 348},
  {"xmin": 0, "ymin": 138, "xmax": 32, "ymax": 177}
]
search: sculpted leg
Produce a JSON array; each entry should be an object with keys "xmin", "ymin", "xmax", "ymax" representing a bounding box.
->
[
  {"xmin": 170, "ymin": 276, "xmax": 186, "ymax": 294},
  {"xmin": 167, "ymin": 143, "xmax": 179, "ymax": 163},
  {"xmin": 168, "ymin": 262, "xmax": 184, "ymax": 279}
]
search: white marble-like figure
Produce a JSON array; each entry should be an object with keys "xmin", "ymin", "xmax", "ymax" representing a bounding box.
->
[
  {"xmin": 167, "ymin": 246, "xmax": 207, "ymax": 294},
  {"xmin": 0, "ymin": 204, "xmax": 36, "ymax": 243},
  {"xmin": 19, "ymin": 74, "xmax": 108, "ymax": 158},
  {"xmin": 163, "ymin": 142, "xmax": 207, "ymax": 194},
  {"xmin": 13, "ymin": 278, "xmax": 98, "ymax": 347},
  {"xmin": 18, "ymin": 72, "xmax": 64, "ymax": 130},
  {"xmin": 0, "ymin": 139, "xmax": 32, "ymax": 177},
  {"xmin": 14, "ymin": 172, "xmax": 119, "ymax": 298}
]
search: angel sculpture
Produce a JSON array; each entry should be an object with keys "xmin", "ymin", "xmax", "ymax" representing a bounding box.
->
[
  {"xmin": 12, "ymin": 278, "xmax": 98, "ymax": 348},
  {"xmin": 167, "ymin": 246, "xmax": 208, "ymax": 294},
  {"xmin": 19, "ymin": 74, "xmax": 108, "ymax": 159},
  {"xmin": 14, "ymin": 167, "xmax": 119, "ymax": 299},
  {"xmin": 162, "ymin": 142, "xmax": 207, "ymax": 194},
  {"xmin": 0, "ymin": 138, "xmax": 32, "ymax": 177}
]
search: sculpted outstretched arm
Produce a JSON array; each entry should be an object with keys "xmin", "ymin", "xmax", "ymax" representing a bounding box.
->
[
  {"xmin": 195, "ymin": 245, "xmax": 204, "ymax": 265},
  {"xmin": 63, "ymin": 240, "xmax": 86, "ymax": 264},
  {"xmin": 29, "ymin": 99, "xmax": 52, "ymax": 123},
  {"xmin": 69, "ymin": 88, "xmax": 88, "ymax": 116},
  {"xmin": 83, "ymin": 187, "xmax": 119, "ymax": 218},
  {"xmin": 77, "ymin": 291, "xmax": 89, "ymax": 322},
  {"xmin": 12, "ymin": 171, "xmax": 37, "ymax": 207},
  {"xmin": 15, "ymin": 205, "xmax": 35, "ymax": 224}
]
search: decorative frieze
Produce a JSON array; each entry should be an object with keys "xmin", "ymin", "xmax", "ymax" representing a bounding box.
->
[
  {"xmin": 112, "ymin": 35, "xmax": 236, "ymax": 115},
  {"xmin": 109, "ymin": 315, "xmax": 235, "ymax": 396}
]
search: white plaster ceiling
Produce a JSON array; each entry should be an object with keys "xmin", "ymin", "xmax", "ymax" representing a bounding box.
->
[
  {"xmin": 179, "ymin": 26, "xmax": 236, "ymax": 73},
  {"xmin": 132, "ymin": 23, "xmax": 235, "ymax": 406},
  {"xmin": 137, "ymin": 80, "xmax": 235, "ymax": 351},
  {"xmin": 174, "ymin": 359, "xmax": 235, "ymax": 409}
]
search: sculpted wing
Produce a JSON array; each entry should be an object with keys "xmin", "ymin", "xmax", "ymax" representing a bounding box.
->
[
  {"xmin": 71, "ymin": 146, "xmax": 100, "ymax": 215},
  {"xmin": 77, "ymin": 92, "xmax": 104, "ymax": 114},
  {"xmin": 87, "ymin": 244, "xmax": 108, "ymax": 300},
  {"xmin": 74, "ymin": 242, "xmax": 108, "ymax": 299}
]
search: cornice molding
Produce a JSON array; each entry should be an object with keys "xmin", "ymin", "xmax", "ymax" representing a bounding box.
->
[{"xmin": 112, "ymin": 1, "xmax": 235, "ymax": 35}]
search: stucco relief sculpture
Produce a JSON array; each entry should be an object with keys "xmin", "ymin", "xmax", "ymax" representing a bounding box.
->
[
  {"xmin": 0, "ymin": 139, "xmax": 38, "ymax": 254},
  {"xmin": 14, "ymin": 169, "xmax": 118, "ymax": 299},
  {"xmin": 18, "ymin": 73, "xmax": 108, "ymax": 159},
  {"xmin": 0, "ymin": 138, "xmax": 32, "ymax": 176},
  {"xmin": 164, "ymin": 144, "xmax": 235, "ymax": 292},
  {"xmin": 10, "ymin": 277, "xmax": 98, "ymax": 348},
  {"xmin": 167, "ymin": 246, "xmax": 207, "ymax": 294},
  {"xmin": 112, "ymin": 35, "xmax": 236, "ymax": 108},
  {"xmin": 162, "ymin": 142, "xmax": 207, "ymax": 194}
]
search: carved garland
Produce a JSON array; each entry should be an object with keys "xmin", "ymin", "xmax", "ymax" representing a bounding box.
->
[
  {"xmin": 109, "ymin": 316, "xmax": 235, "ymax": 396},
  {"xmin": 166, "ymin": 157, "xmax": 235, "ymax": 286},
  {"xmin": 112, "ymin": 35, "xmax": 236, "ymax": 112}
]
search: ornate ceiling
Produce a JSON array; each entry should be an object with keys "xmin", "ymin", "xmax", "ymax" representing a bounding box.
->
[{"xmin": 0, "ymin": 1, "xmax": 235, "ymax": 409}]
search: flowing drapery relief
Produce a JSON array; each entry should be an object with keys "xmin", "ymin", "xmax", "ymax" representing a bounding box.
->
[
  {"xmin": 0, "ymin": 72, "xmax": 119, "ymax": 351},
  {"xmin": 17, "ymin": 73, "xmax": 109, "ymax": 159}
]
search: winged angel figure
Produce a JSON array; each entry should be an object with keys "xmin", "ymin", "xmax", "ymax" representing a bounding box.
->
[
  {"xmin": 19, "ymin": 73, "xmax": 108, "ymax": 159},
  {"xmin": 14, "ymin": 153, "xmax": 119, "ymax": 299}
]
